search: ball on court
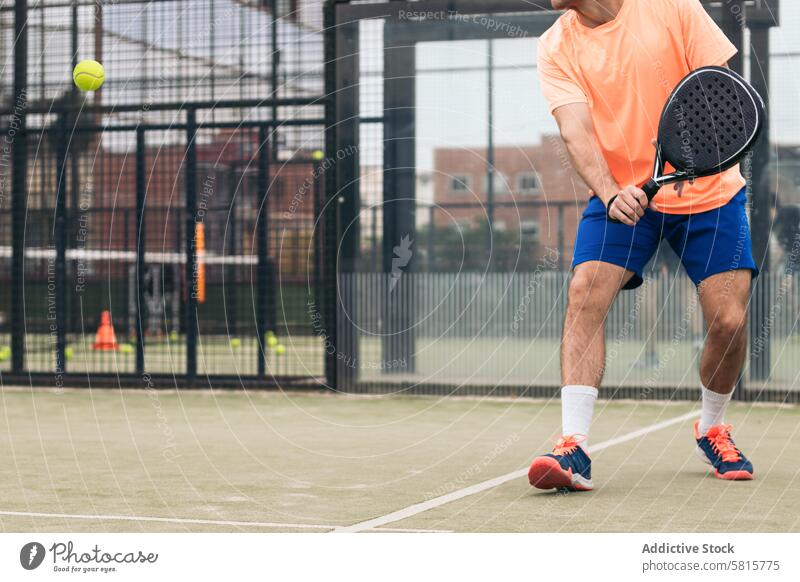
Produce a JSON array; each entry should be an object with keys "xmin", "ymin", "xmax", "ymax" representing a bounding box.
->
[
  {"xmin": 0, "ymin": 346, "xmax": 10, "ymax": 362},
  {"xmin": 266, "ymin": 335, "xmax": 278, "ymax": 347},
  {"xmin": 169, "ymin": 330, "xmax": 179, "ymax": 342},
  {"xmin": 230, "ymin": 338, "xmax": 241, "ymax": 348},
  {"xmin": 275, "ymin": 344, "xmax": 285, "ymax": 355},
  {"xmin": 73, "ymin": 60, "xmax": 105, "ymax": 92},
  {"xmin": 311, "ymin": 150, "xmax": 324, "ymax": 161},
  {"xmin": 64, "ymin": 347, "xmax": 74, "ymax": 361},
  {"xmin": 120, "ymin": 343, "xmax": 134, "ymax": 354}
]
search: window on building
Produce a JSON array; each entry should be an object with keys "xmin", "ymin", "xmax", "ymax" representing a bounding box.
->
[
  {"xmin": 521, "ymin": 220, "xmax": 540, "ymax": 241},
  {"xmin": 517, "ymin": 172, "xmax": 540, "ymax": 195},
  {"xmin": 449, "ymin": 174, "xmax": 472, "ymax": 194}
]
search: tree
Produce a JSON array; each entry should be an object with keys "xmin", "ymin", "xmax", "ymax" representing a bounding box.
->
[{"xmin": 418, "ymin": 218, "xmax": 544, "ymax": 272}]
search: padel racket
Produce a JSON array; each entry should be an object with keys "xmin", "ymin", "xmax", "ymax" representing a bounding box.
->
[{"xmin": 607, "ymin": 66, "xmax": 764, "ymax": 221}]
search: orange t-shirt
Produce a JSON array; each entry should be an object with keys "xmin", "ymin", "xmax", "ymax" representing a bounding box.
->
[{"xmin": 537, "ymin": 0, "xmax": 745, "ymax": 214}]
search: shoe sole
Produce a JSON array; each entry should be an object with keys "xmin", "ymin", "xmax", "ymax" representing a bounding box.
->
[
  {"xmin": 694, "ymin": 445, "xmax": 754, "ymax": 481},
  {"xmin": 528, "ymin": 456, "xmax": 593, "ymax": 491},
  {"xmin": 714, "ymin": 469, "xmax": 754, "ymax": 481}
]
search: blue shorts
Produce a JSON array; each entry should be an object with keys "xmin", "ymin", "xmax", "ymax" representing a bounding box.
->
[{"xmin": 572, "ymin": 188, "xmax": 758, "ymax": 290}]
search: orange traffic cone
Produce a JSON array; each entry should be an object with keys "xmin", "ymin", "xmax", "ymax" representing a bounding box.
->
[{"xmin": 92, "ymin": 310, "xmax": 119, "ymax": 351}]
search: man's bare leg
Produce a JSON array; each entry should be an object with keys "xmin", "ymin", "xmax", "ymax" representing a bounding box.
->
[
  {"xmin": 697, "ymin": 269, "xmax": 751, "ymax": 394},
  {"xmin": 561, "ymin": 261, "xmax": 634, "ymax": 387},
  {"xmin": 692, "ymin": 268, "xmax": 754, "ymax": 480},
  {"xmin": 528, "ymin": 260, "xmax": 633, "ymax": 491}
]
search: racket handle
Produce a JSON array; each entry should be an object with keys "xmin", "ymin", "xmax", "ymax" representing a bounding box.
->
[{"xmin": 642, "ymin": 179, "xmax": 660, "ymax": 200}]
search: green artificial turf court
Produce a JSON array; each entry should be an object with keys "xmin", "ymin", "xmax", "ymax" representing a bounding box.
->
[
  {"xmin": 0, "ymin": 387, "xmax": 797, "ymax": 533},
  {"xmin": 5, "ymin": 334, "xmax": 800, "ymax": 389}
]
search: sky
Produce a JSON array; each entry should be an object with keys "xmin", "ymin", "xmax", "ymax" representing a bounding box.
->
[
  {"xmin": 412, "ymin": 3, "xmax": 800, "ymax": 172},
  {"xmin": 89, "ymin": 1, "xmax": 800, "ymax": 172}
]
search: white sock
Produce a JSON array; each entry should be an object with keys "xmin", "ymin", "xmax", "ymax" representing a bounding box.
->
[
  {"xmin": 698, "ymin": 384, "xmax": 733, "ymax": 435},
  {"xmin": 561, "ymin": 385, "xmax": 598, "ymax": 450}
]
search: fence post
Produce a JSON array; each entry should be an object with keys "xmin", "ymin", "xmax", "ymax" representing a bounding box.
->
[
  {"xmin": 226, "ymin": 169, "xmax": 238, "ymax": 337},
  {"xmin": 747, "ymin": 23, "xmax": 772, "ymax": 388},
  {"xmin": 54, "ymin": 115, "xmax": 68, "ymax": 376},
  {"xmin": 312, "ymin": 146, "xmax": 324, "ymax": 344},
  {"xmin": 135, "ymin": 126, "xmax": 146, "ymax": 375},
  {"xmin": 11, "ymin": 0, "xmax": 28, "ymax": 373},
  {"xmin": 557, "ymin": 203, "xmax": 565, "ymax": 271},
  {"xmin": 373, "ymin": 205, "xmax": 379, "ymax": 271},
  {"xmin": 427, "ymin": 205, "xmax": 435, "ymax": 270},
  {"xmin": 323, "ymin": 0, "xmax": 339, "ymax": 390},
  {"xmin": 257, "ymin": 126, "xmax": 270, "ymax": 378},
  {"xmin": 185, "ymin": 109, "xmax": 198, "ymax": 386},
  {"xmin": 337, "ymin": 15, "xmax": 361, "ymax": 385},
  {"xmin": 382, "ymin": 21, "xmax": 416, "ymax": 375}
]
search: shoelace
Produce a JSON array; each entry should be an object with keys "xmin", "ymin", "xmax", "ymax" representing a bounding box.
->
[
  {"xmin": 707, "ymin": 424, "xmax": 742, "ymax": 463},
  {"xmin": 552, "ymin": 434, "xmax": 587, "ymax": 456}
]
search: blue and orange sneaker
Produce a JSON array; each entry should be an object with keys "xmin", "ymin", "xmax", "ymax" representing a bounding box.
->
[
  {"xmin": 694, "ymin": 421, "xmax": 754, "ymax": 481},
  {"xmin": 528, "ymin": 435, "xmax": 593, "ymax": 491}
]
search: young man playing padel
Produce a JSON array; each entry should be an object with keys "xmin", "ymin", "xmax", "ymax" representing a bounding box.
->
[{"xmin": 528, "ymin": 0, "xmax": 757, "ymax": 491}]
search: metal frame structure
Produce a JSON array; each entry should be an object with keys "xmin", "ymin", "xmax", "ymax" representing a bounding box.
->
[
  {"xmin": 324, "ymin": 0, "xmax": 785, "ymax": 400},
  {"xmin": 0, "ymin": 0, "xmax": 784, "ymax": 396},
  {"xmin": 2, "ymin": 108, "xmax": 326, "ymax": 388},
  {"xmin": 2, "ymin": 0, "xmax": 328, "ymax": 389}
]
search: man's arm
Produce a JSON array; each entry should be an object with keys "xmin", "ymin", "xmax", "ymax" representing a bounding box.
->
[{"xmin": 553, "ymin": 102, "xmax": 654, "ymax": 225}]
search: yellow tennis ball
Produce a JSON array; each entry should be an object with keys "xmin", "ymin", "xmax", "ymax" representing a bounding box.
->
[
  {"xmin": 275, "ymin": 344, "xmax": 285, "ymax": 355},
  {"xmin": 312, "ymin": 150, "xmax": 324, "ymax": 161},
  {"xmin": 267, "ymin": 335, "xmax": 278, "ymax": 347},
  {"xmin": 0, "ymin": 347, "xmax": 10, "ymax": 362},
  {"xmin": 120, "ymin": 343, "xmax": 134, "ymax": 354},
  {"xmin": 64, "ymin": 347, "xmax": 74, "ymax": 361},
  {"xmin": 230, "ymin": 338, "xmax": 241, "ymax": 348},
  {"xmin": 73, "ymin": 60, "xmax": 105, "ymax": 92}
]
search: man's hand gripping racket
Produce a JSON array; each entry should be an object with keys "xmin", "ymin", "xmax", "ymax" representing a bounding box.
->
[{"xmin": 607, "ymin": 66, "xmax": 764, "ymax": 223}]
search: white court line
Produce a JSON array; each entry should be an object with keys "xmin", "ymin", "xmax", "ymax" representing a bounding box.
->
[
  {"xmin": 334, "ymin": 410, "xmax": 701, "ymax": 533},
  {"xmin": 0, "ymin": 510, "xmax": 451, "ymax": 533}
]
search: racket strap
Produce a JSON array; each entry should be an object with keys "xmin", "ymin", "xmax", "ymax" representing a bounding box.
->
[{"xmin": 605, "ymin": 194, "xmax": 619, "ymax": 222}]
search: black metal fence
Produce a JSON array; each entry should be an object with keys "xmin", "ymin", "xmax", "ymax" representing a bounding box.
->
[
  {"xmin": 0, "ymin": 0, "xmax": 329, "ymax": 387},
  {"xmin": 1, "ymin": 0, "xmax": 793, "ymax": 402},
  {"xmin": 324, "ymin": 0, "xmax": 795, "ymax": 402}
]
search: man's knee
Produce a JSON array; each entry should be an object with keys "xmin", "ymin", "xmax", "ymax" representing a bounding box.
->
[
  {"xmin": 567, "ymin": 264, "xmax": 624, "ymax": 315},
  {"xmin": 708, "ymin": 306, "xmax": 748, "ymax": 340},
  {"xmin": 568, "ymin": 270, "xmax": 592, "ymax": 305}
]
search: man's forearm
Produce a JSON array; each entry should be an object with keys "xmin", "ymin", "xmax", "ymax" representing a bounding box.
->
[
  {"xmin": 562, "ymin": 132, "xmax": 619, "ymax": 205},
  {"xmin": 552, "ymin": 103, "xmax": 650, "ymax": 225}
]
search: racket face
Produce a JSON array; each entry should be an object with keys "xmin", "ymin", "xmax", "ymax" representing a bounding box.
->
[{"xmin": 657, "ymin": 67, "xmax": 763, "ymax": 179}]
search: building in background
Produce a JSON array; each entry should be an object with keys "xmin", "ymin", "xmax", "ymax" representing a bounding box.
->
[
  {"xmin": 773, "ymin": 145, "xmax": 800, "ymax": 206},
  {"xmin": 433, "ymin": 135, "xmax": 588, "ymax": 267}
]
